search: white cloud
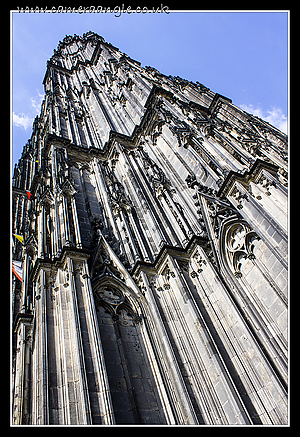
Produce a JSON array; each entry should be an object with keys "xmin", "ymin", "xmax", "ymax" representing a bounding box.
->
[
  {"xmin": 13, "ymin": 90, "xmax": 44, "ymax": 131},
  {"xmin": 13, "ymin": 112, "xmax": 33, "ymax": 130},
  {"xmin": 239, "ymin": 104, "xmax": 287, "ymax": 134},
  {"xmin": 30, "ymin": 90, "xmax": 44, "ymax": 114}
]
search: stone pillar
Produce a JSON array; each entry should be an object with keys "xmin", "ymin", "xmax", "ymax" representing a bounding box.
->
[{"xmin": 71, "ymin": 256, "xmax": 115, "ymax": 424}]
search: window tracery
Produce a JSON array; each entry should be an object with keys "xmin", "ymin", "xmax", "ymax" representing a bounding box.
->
[
  {"xmin": 223, "ymin": 221, "xmax": 260, "ymax": 278},
  {"xmin": 94, "ymin": 285, "xmax": 141, "ymax": 325}
]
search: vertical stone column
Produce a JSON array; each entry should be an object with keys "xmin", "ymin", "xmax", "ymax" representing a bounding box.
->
[
  {"xmin": 137, "ymin": 270, "xmax": 199, "ymax": 425},
  {"xmin": 70, "ymin": 196, "xmax": 82, "ymax": 249},
  {"xmin": 32, "ymin": 269, "xmax": 49, "ymax": 424},
  {"xmin": 155, "ymin": 254, "xmax": 251, "ymax": 425},
  {"xmin": 71, "ymin": 256, "xmax": 115, "ymax": 424},
  {"xmin": 188, "ymin": 243, "xmax": 288, "ymax": 424},
  {"xmin": 12, "ymin": 314, "xmax": 34, "ymax": 424}
]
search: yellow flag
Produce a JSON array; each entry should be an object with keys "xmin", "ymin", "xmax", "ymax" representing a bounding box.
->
[{"xmin": 13, "ymin": 234, "xmax": 24, "ymax": 244}]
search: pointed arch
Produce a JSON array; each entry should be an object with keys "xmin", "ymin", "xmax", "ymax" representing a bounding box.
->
[
  {"xmin": 92, "ymin": 273, "xmax": 142, "ymax": 324},
  {"xmin": 219, "ymin": 217, "xmax": 258, "ymax": 279}
]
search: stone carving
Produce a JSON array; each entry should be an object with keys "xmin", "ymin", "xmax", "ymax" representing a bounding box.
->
[
  {"xmin": 224, "ymin": 221, "xmax": 260, "ymax": 278},
  {"xmin": 136, "ymin": 146, "xmax": 173, "ymax": 197},
  {"xmin": 192, "ymin": 250, "xmax": 207, "ymax": 274},
  {"xmin": 102, "ymin": 161, "xmax": 131, "ymax": 212},
  {"xmin": 95, "ymin": 285, "xmax": 141, "ymax": 325},
  {"xmin": 257, "ymin": 174, "xmax": 277, "ymax": 196}
]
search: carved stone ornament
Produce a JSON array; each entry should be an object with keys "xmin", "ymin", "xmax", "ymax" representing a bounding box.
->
[
  {"xmin": 231, "ymin": 186, "xmax": 249, "ymax": 209},
  {"xmin": 95, "ymin": 285, "xmax": 141, "ymax": 325},
  {"xmin": 224, "ymin": 221, "xmax": 260, "ymax": 278},
  {"xmin": 192, "ymin": 250, "xmax": 207, "ymax": 274},
  {"xmin": 60, "ymin": 178, "xmax": 77, "ymax": 197}
]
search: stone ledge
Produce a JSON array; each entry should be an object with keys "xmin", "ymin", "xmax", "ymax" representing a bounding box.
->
[{"xmin": 13, "ymin": 312, "xmax": 34, "ymax": 333}]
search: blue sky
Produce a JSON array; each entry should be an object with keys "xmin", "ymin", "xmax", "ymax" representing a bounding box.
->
[{"xmin": 11, "ymin": 10, "xmax": 288, "ymax": 167}]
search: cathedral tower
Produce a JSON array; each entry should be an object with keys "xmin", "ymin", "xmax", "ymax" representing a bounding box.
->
[{"xmin": 12, "ymin": 31, "xmax": 288, "ymax": 425}]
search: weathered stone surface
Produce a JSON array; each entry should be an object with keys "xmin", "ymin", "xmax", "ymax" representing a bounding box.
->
[{"xmin": 12, "ymin": 31, "xmax": 288, "ymax": 426}]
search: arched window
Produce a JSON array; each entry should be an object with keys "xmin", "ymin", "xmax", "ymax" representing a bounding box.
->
[
  {"xmin": 93, "ymin": 278, "xmax": 165, "ymax": 424},
  {"xmin": 222, "ymin": 220, "xmax": 259, "ymax": 278}
]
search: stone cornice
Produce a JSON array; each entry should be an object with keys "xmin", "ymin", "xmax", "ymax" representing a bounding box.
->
[
  {"xmin": 42, "ymin": 84, "xmax": 213, "ymax": 162},
  {"xmin": 12, "ymin": 187, "xmax": 28, "ymax": 197},
  {"xmin": 30, "ymin": 246, "xmax": 92, "ymax": 282},
  {"xmin": 131, "ymin": 234, "xmax": 208, "ymax": 277},
  {"xmin": 13, "ymin": 312, "xmax": 34, "ymax": 333},
  {"xmin": 208, "ymin": 93, "xmax": 232, "ymax": 114},
  {"xmin": 217, "ymin": 158, "xmax": 279, "ymax": 197}
]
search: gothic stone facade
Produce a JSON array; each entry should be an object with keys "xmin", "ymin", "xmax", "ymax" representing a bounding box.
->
[{"xmin": 12, "ymin": 32, "xmax": 288, "ymax": 425}]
